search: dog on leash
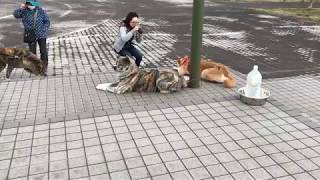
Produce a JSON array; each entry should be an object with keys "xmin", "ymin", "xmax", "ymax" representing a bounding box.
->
[
  {"xmin": 177, "ymin": 56, "xmax": 236, "ymax": 88},
  {"xmin": 97, "ymin": 56, "xmax": 187, "ymax": 94},
  {"xmin": 0, "ymin": 48, "xmax": 46, "ymax": 78}
]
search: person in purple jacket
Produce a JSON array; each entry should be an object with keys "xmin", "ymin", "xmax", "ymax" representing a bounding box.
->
[{"xmin": 13, "ymin": 0, "xmax": 50, "ymax": 74}]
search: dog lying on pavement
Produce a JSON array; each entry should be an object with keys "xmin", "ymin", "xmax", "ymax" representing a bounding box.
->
[
  {"xmin": 96, "ymin": 56, "xmax": 188, "ymax": 94},
  {"xmin": 0, "ymin": 48, "xmax": 46, "ymax": 78},
  {"xmin": 177, "ymin": 55, "xmax": 236, "ymax": 88}
]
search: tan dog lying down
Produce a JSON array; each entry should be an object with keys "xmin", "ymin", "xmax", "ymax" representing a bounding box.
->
[{"xmin": 177, "ymin": 56, "xmax": 236, "ymax": 88}]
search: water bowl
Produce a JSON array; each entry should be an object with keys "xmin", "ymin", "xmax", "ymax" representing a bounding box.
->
[{"xmin": 238, "ymin": 87, "xmax": 271, "ymax": 106}]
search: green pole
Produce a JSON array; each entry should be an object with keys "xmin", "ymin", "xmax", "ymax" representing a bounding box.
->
[{"xmin": 189, "ymin": 0, "xmax": 204, "ymax": 88}]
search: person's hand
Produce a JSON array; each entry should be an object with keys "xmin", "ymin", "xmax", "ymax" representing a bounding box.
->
[
  {"xmin": 20, "ymin": 3, "xmax": 26, "ymax": 9},
  {"xmin": 133, "ymin": 25, "xmax": 140, "ymax": 32}
]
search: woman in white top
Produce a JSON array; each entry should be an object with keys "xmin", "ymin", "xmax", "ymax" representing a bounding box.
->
[{"xmin": 113, "ymin": 12, "xmax": 143, "ymax": 67}]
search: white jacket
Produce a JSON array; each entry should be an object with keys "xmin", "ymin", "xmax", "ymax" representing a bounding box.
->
[{"xmin": 113, "ymin": 25, "xmax": 142, "ymax": 52}]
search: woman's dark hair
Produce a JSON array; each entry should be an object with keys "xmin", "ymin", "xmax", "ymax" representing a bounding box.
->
[{"xmin": 123, "ymin": 12, "xmax": 139, "ymax": 30}]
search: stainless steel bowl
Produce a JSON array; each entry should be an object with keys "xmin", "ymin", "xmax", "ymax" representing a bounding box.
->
[{"xmin": 238, "ymin": 87, "xmax": 271, "ymax": 106}]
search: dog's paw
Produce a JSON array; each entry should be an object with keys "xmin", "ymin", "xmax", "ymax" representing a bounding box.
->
[{"xmin": 183, "ymin": 76, "xmax": 190, "ymax": 81}]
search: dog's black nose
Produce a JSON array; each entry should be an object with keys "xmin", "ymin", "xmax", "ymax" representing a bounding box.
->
[{"xmin": 113, "ymin": 66, "xmax": 117, "ymax": 71}]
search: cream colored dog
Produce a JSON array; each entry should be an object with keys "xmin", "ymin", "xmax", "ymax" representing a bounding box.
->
[{"xmin": 177, "ymin": 56, "xmax": 236, "ymax": 88}]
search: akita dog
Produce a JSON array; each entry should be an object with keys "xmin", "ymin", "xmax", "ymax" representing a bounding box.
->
[
  {"xmin": 0, "ymin": 48, "xmax": 46, "ymax": 78},
  {"xmin": 97, "ymin": 56, "xmax": 188, "ymax": 94},
  {"xmin": 177, "ymin": 56, "xmax": 236, "ymax": 88}
]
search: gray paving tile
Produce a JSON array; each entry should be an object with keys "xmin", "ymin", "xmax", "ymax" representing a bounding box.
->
[
  {"xmin": 11, "ymin": 157, "xmax": 30, "ymax": 168},
  {"xmin": 49, "ymin": 159, "xmax": 68, "ymax": 172},
  {"xmin": 282, "ymin": 161, "xmax": 305, "ymax": 175},
  {"xmin": 276, "ymin": 176, "xmax": 296, "ymax": 180},
  {"xmin": 50, "ymin": 151, "xmax": 67, "ymax": 161},
  {"xmin": 215, "ymin": 152, "xmax": 235, "ymax": 163},
  {"xmin": 29, "ymin": 173, "xmax": 48, "ymax": 180},
  {"xmin": 255, "ymin": 155, "xmax": 277, "ymax": 167},
  {"xmin": 310, "ymin": 169, "xmax": 320, "ymax": 179},
  {"xmin": 207, "ymin": 164, "xmax": 228, "ymax": 177},
  {"xmin": 160, "ymin": 151, "xmax": 179, "ymax": 162},
  {"xmin": 49, "ymin": 170, "xmax": 69, "ymax": 180},
  {"xmin": 29, "ymin": 162, "xmax": 49, "ymax": 175},
  {"xmin": 171, "ymin": 170, "xmax": 193, "ymax": 180},
  {"xmin": 30, "ymin": 154, "xmax": 48, "ymax": 165},
  {"xmin": 88, "ymin": 163, "xmax": 108, "ymax": 176},
  {"xmin": 68, "ymin": 156, "xmax": 87, "ymax": 169},
  {"xmin": 8, "ymin": 166, "xmax": 29, "ymax": 179},
  {"xmin": 189, "ymin": 167, "xmax": 211, "ymax": 180},
  {"xmin": 165, "ymin": 160, "xmax": 185, "ymax": 173},
  {"xmin": 152, "ymin": 174, "xmax": 172, "ymax": 180},
  {"xmin": 199, "ymin": 155, "xmax": 219, "ymax": 166},
  {"xmin": 284, "ymin": 151, "xmax": 306, "ymax": 161},
  {"xmin": 129, "ymin": 167, "xmax": 150, "ymax": 180},
  {"xmin": 265, "ymin": 165, "xmax": 289, "ymax": 178},
  {"xmin": 67, "ymin": 140, "xmax": 83, "ymax": 150},
  {"xmin": 191, "ymin": 146, "xmax": 211, "ymax": 157},
  {"xmin": 298, "ymin": 148, "xmax": 319, "ymax": 158},
  {"xmin": 223, "ymin": 161, "xmax": 245, "ymax": 173},
  {"xmin": 293, "ymin": 172, "xmax": 316, "ymax": 180},
  {"xmin": 0, "ymin": 159, "xmax": 10, "ymax": 170},
  {"xmin": 147, "ymin": 163, "xmax": 168, "ymax": 177},
  {"xmin": 176, "ymin": 149, "xmax": 195, "ymax": 159},
  {"xmin": 249, "ymin": 168, "xmax": 272, "ymax": 180},
  {"xmin": 87, "ymin": 153, "xmax": 105, "ymax": 165},
  {"xmin": 232, "ymin": 171, "xmax": 254, "ymax": 180},
  {"xmin": 69, "ymin": 166, "xmax": 89, "ymax": 179},
  {"xmin": 104, "ymin": 150, "xmax": 123, "ymax": 162},
  {"xmin": 182, "ymin": 158, "xmax": 203, "ymax": 169},
  {"xmin": 0, "ymin": 142, "xmax": 15, "ymax": 152},
  {"xmin": 296, "ymin": 159, "xmax": 319, "ymax": 171},
  {"xmin": 90, "ymin": 173, "xmax": 110, "ymax": 180}
]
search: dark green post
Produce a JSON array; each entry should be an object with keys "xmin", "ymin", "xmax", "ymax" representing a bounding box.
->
[{"xmin": 189, "ymin": 0, "xmax": 204, "ymax": 88}]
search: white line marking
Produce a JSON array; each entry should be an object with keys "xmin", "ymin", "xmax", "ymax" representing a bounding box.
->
[
  {"xmin": 0, "ymin": 15, "xmax": 13, "ymax": 20},
  {"xmin": 59, "ymin": 4, "xmax": 72, "ymax": 18},
  {"xmin": 276, "ymin": 25, "xmax": 320, "ymax": 28}
]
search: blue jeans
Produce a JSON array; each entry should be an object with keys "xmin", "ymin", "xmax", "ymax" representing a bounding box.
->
[{"xmin": 117, "ymin": 44, "xmax": 143, "ymax": 67}]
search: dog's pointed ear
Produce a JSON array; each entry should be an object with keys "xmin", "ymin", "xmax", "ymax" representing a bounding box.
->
[
  {"xmin": 176, "ymin": 58, "xmax": 181, "ymax": 65},
  {"xmin": 127, "ymin": 56, "xmax": 137, "ymax": 66},
  {"xmin": 0, "ymin": 48, "xmax": 10, "ymax": 55}
]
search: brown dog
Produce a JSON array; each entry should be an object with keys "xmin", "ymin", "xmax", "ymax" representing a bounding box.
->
[
  {"xmin": 0, "ymin": 48, "xmax": 46, "ymax": 78},
  {"xmin": 177, "ymin": 56, "xmax": 236, "ymax": 88}
]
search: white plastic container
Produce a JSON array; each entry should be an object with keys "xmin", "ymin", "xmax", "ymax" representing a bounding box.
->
[{"xmin": 246, "ymin": 65, "xmax": 262, "ymax": 98}]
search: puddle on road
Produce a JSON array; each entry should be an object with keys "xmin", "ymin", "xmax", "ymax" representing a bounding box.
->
[
  {"xmin": 251, "ymin": 14, "xmax": 280, "ymax": 19},
  {"xmin": 296, "ymin": 48, "xmax": 316, "ymax": 63},
  {"xmin": 301, "ymin": 26, "xmax": 320, "ymax": 41},
  {"xmin": 271, "ymin": 28, "xmax": 296, "ymax": 36},
  {"xmin": 140, "ymin": 19, "xmax": 169, "ymax": 27},
  {"xmin": 203, "ymin": 24, "xmax": 269, "ymax": 57},
  {"xmin": 204, "ymin": 16, "xmax": 238, "ymax": 22}
]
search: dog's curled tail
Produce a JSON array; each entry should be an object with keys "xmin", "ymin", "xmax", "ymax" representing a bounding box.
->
[{"xmin": 223, "ymin": 73, "xmax": 236, "ymax": 88}]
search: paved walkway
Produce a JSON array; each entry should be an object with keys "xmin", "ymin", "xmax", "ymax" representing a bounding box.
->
[{"xmin": 1, "ymin": 0, "xmax": 320, "ymax": 179}]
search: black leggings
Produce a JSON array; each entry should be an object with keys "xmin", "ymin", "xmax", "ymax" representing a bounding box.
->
[
  {"xmin": 28, "ymin": 38, "xmax": 48, "ymax": 63},
  {"xmin": 117, "ymin": 44, "xmax": 143, "ymax": 67}
]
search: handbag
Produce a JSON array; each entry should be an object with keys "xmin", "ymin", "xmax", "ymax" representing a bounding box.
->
[{"xmin": 23, "ymin": 10, "xmax": 38, "ymax": 43}]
